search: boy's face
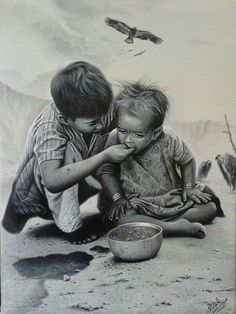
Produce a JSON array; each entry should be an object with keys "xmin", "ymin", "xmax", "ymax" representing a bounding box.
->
[
  {"xmin": 67, "ymin": 117, "xmax": 103, "ymax": 133},
  {"xmin": 117, "ymin": 111, "xmax": 158, "ymax": 154}
]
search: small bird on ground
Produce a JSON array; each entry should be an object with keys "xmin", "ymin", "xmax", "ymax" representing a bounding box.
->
[
  {"xmin": 215, "ymin": 154, "xmax": 236, "ymax": 190},
  {"xmin": 197, "ymin": 160, "xmax": 212, "ymax": 182},
  {"xmin": 105, "ymin": 17, "xmax": 163, "ymax": 45}
]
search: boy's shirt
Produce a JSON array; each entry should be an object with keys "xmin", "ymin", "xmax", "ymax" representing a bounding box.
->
[
  {"xmin": 32, "ymin": 102, "xmax": 112, "ymax": 163},
  {"xmin": 9, "ymin": 102, "xmax": 113, "ymax": 232},
  {"xmin": 98, "ymin": 127, "xmax": 194, "ymax": 197}
]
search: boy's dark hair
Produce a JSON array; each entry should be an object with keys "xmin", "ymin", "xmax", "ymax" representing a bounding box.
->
[
  {"xmin": 51, "ymin": 61, "xmax": 113, "ymax": 120},
  {"xmin": 114, "ymin": 81, "xmax": 170, "ymax": 128}
]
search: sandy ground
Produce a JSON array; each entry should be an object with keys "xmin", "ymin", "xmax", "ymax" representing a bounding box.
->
[{"xmin": 1, "ymin": 168, "xmax": 235, "ymax": 314}]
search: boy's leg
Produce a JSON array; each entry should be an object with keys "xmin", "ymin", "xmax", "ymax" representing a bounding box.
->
[
  {"xmin": 115, "ymin": 209, "xmax": 206, "ymax": 239},
  {"xmin": 2, "ymin": 141, "xmax": 100, "ymax": 235},
  {"xmin": 67, "ymin": 179, "xmax": 103, "ymax": 244},
  {"xmin": 44, "ymin": 142, "xmax": 101, "ymax": 235},
  {"xmin": 2, "ymin": 195, "xmax": 31, "ymax": 234}
]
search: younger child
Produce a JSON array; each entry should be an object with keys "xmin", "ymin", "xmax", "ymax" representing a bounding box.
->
[
  {"xmin": 98, "ymin": 81, "xmax": 224, "ymax": 238},
  {"xmin": 2, "ymin": 61, "xmax": 135, "ymax": 238}
]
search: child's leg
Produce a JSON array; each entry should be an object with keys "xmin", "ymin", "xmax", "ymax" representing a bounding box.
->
[
  {"xmin": 202, "ymin": 185, "xmax": 225, "ymax": 217},
  {"xmin": 180, "ymin": 202, "xmax": 217, "ymax": 225},
  {"xmin": 114, "ymin": 209, "xmax": 206, "ymax": 239}
]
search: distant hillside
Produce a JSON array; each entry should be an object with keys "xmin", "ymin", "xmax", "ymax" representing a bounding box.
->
[
  {"xmin": 24, "ymin": 71, "xmax": 55, "ymax": 99},
  {"xmin": 0, "ymin": 69, "xmax": 53, "ymax": 99},
  {"xmin": 0, "ymin": 81, "xmax": 235, "ymax": 164},
  {"xmin": 0, "ymin": 81, "xmax": 48, "ymax": 160},
  {"xmin": 0, "ymin": 69, "xmax": 29, "ymax": 93}
]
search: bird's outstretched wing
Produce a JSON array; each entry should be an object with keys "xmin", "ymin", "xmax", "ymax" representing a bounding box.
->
[
  {"xmin": 105, "ymin": 17, "xmax": 131, "ymax": 35},
  {"xmin": 135, "ymin": 30, "xmax": 163, "ymax": 44}
]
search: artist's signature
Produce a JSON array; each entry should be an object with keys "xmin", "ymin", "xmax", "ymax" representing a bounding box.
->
[{"xmin": 206, "ymin": 297, "xmax": 228, "ymax": 313}]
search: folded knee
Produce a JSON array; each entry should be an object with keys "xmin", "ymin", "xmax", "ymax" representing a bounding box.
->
[{"xmin": 202, "ymin": 202, "xmax": 217, "ymax": 224}]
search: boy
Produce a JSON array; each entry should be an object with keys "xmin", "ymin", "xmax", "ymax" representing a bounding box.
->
[
  {"xmin": 2, "ymin": 61, "xmax": 135, "ymax": 237},
  {"xmin": 98, "ymin": 81, "xmax": 224, "ymax": 238}
]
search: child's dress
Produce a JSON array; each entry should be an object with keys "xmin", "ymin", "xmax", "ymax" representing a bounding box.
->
[{"xmin": 98, "ymin": 128, "xmax": 207, "ymax": 220}]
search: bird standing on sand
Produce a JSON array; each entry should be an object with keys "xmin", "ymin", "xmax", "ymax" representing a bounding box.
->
[
  {"xmin": 105, "ymin": 17, "xmax": 163, "ymax": 45},
  {"xmin": 197, "ymin": 160, "xmax": 212, "ymax": 182},
  {"xmin": 215, "ymin": 154, "xmax": 236, "ymax": 190}
]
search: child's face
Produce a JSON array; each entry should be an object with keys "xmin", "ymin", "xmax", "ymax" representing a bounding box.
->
[
  {"xmin": 68, "ymin": 117, "xmax": 103, "ymax": 134},
  {"xmin": 117, "ymin": 111, "xmax": 158, "ymax": 154}
]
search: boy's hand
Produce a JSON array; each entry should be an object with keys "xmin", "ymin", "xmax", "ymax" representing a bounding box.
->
[
  {"xmin": 104, "ymin": 144, "xmax": 135, "ymax": 163},
  {"xmin": 182, "ymin": 188, "xmax": 212, "ymax": 204},
  {"xmin": 106, "ymin": 197, "xmax": 132, "ymax": 221}
]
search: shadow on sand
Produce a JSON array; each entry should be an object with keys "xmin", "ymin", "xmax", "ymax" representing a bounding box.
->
[
  {"xmin": 26, "ymin": 212, "xmax": 111, "ymax": 243},
  {"xmin": 13, "ymin": 251, "xmax": 94, "ymax": 312}
]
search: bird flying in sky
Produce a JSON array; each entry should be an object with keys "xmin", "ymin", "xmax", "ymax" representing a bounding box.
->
[{"xmin": 105, "ymin": 17, "xmax": 163, "ymax": 45}]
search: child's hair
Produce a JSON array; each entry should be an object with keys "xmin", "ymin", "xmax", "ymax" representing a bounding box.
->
[
  {"xmin": 51, "ymin": 61, "xmax": 113, "ymax": 120},
  {"xmin": 114, "ymin": 81, "xmax": 170, "ymax": 128}
]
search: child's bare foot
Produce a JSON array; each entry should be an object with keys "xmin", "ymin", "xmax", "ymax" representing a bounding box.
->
[
  {"xmin": 192, "ymin": 222, "xmax": 206, "ymax": 239},
  {"xmin": 178, "ymin": 219, "xmax": 206, "ymax": 239}
]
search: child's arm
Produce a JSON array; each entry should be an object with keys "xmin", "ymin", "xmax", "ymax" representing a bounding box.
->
[
  {"xmin": 180, "ymin": 158, "xmax": 212, "ymax": 204},
  {"xmin": 99, "ymin": 173, "xmax": 131, "ymax": 221},
  {"xmin": 40, "ymin": 145, "xmax": 135, "ymax": 193}
]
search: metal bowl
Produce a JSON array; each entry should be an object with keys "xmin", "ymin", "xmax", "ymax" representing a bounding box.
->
[{"xmin": 107, "ymin": 222, "xmax": 163, "ymax": 262}]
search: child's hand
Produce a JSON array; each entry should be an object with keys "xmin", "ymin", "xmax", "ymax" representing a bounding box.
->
[
  {"xmin": 106, "ymin": 197, "xmax": 132, "ymax": 221},
  {"xmin": 161, "ymin": 189, "xmax": 183, "ymax": 207},
  {"xmin": 105, "ymin": 144, "xmax": 135, "ymax": 163},
  {"xmin": 182, "ymin": 188, "xmax": 212, "ymax": 204}
]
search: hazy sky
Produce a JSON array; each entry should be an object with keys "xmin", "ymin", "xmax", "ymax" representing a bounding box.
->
[{"xmin": 0, "ymin": 0, "xmax": 236, "ymax": 122}]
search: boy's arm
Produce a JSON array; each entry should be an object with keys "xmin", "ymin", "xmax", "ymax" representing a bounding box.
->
[
  {"xmin": 40, "ymin": 145, "xmax": 134, "ymax": 193},
  {"xmin": 180, "ymin": 159, "xmax": 211, "ymax": 204}
]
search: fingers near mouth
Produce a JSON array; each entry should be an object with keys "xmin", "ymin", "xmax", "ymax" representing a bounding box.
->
[{"xmin": 123, "ymin": 142, "xmax": 136, "ymax": 149}]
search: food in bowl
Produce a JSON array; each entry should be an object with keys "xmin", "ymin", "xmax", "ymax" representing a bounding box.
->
[
  {"xmin": 109, "ymin": 225, "xmax": 158, "ymax": 241},
  {"xmin": 108, "ymin": 222, "xmax": 163, "ymax": 262}
]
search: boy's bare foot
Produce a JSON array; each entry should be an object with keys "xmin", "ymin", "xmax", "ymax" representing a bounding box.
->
[
  {"xmin": 68, "ymin": 225, "xmax": 100, "ymax": 245},
  {"xmin": 70, "ymin": 234, "xmax": 99, "ymax": 245},
  {"xmin": 67, "ymin": 213, "xmax": 106, "ymax": 245}
]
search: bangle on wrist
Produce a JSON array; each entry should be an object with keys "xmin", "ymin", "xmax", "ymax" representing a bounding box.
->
[
  {"xmin": 112, "ymin": 193, "xmax": 123, "ymax": 202},
  {"xmin": 183, "ymin": 183, "xmax": 196, "ymax": 189}
]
